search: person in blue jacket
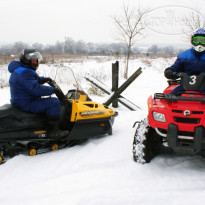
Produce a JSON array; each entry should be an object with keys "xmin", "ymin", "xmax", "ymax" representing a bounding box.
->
[
  {"xmin": 164, "ymin": 28, "xmax": 205, "ymax": 93},
  {"xmin": 8, "ymin": 49, "xmax": 68, "ymax": 138}
]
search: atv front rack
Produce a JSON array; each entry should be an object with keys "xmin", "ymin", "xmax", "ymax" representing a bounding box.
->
[{"xmin": 154, "ymin": 93, "xmax": 205, "ymax": 103}]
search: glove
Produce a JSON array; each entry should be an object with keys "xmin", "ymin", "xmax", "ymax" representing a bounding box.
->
[
  {"xmin": 43, "ymin": 77, "xmax": 52, "ymax": 83},
  {"xmin": 164, "ymin": 69, "xmax": 174, "ymax": 79},
  {"xmin": 175, "ymin": 72, "xmax": 183, "ymax": 78}
]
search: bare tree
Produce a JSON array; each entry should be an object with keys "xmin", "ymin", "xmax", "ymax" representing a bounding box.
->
[
  {"xmin": 32, "ymin": 42, "xmax": 44, "ymax": 52},
  {"xmin": 148, "ymin": 44, "xmax": 159, "ymax": 55},
  {"xmin": 76, "ymin": 40, "xmax": 88, "ymax": 54},
  {"xmin": 12, "ymin": 41, "xmax": 29, "ymax": 54},
  {"xmin": 113, "ymin": 3, "xmax": 149, "ymax": 79},
  {"xmin": 186, "ymin": 12, "xmax": 205, "ymax": 31},
  {"xmin": 183, "ymin": 10, "xmax": 205, "ymax": 41},
  {"xmin": 55, "ymin": 41, "xmax": 64, "ymax": 54},
  {"xmin": 64, "ymin": 37, "xmax": 76, "ymax": 54}
]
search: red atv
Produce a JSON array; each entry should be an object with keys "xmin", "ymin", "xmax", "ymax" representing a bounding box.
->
[{"xmin": 133, "ymin": 72, "xmax": 205, "ymax": 163}]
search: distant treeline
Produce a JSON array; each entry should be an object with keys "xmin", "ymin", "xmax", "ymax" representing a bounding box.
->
[{"xmin": 0, "ymin": 37, "xmax": 184, "ymax": 56}]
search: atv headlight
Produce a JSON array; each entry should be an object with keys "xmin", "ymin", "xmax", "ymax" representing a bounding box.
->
[{"xmin": 153, "ymin": 111, "xmax": 166, "ymax": 122}]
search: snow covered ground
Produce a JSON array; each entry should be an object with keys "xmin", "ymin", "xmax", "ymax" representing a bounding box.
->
[{"xmin": 1, "ymin": 57, "xmax": 205, "ymax": 205}]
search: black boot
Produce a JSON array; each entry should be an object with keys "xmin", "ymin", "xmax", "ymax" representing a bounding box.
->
[{"xmin": 46, "ymin": 116, "xmax": 69, "ymax": 138}]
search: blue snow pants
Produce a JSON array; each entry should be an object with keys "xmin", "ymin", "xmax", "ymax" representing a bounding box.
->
[{"xmin": 22, "ymin": 97, "xmax": 60, "ymax": 116}]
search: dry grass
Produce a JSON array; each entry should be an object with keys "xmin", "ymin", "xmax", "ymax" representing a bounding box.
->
[
  {"xmin": 129, "ymin": 54, "xmax": 176, "ymax": 59},
  {"xmin": 141, "ymin": 59, "xmax": 151, "ymax": 67},
  {"xmin": 0, "ymin": 55, "xmax": 18, "ymax": 65},
  {"xmin": 0, "ymin": 53, "xmax": 177, "ymax": 66}
]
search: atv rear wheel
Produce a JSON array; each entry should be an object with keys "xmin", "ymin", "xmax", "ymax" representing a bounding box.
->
[{"xmin": 133, "ymin": 118, "xmax": 162, "ymax": 164}]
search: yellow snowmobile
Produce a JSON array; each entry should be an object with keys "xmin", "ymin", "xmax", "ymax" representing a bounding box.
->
[{"xmin": 0, "ymin": 67, "xmax": 117, "ymax": 162}]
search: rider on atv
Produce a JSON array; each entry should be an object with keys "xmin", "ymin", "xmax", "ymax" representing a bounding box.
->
[
  {"xmin": 8, "ymin": 49, "xmax": 68, "ymax": 138},
  {"xmin": 164, "ymin": 28, "xmax": 205, "ymax": 94}
]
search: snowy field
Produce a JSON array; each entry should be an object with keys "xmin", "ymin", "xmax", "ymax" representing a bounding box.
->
[{"xmin": 1, "ymin": 57, "xmax": 205, "ymax": 205}]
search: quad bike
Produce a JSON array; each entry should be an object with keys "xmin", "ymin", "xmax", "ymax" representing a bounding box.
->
[
  {"xmin": 0, "ymin": 67, "xmax": 118, "ymax": 163},
  {"xmin": 133, "ymin": 72, "xmax": 205, "ymax": 163}
]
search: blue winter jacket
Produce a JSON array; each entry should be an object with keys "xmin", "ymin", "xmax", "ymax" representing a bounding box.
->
[
  {"xmin": 8, "ymin": 61, "xmax": 54, "ymax": 109},
  {"xmin": 165, "ymin": 48, "xmax": 205, "ymax": 74}
]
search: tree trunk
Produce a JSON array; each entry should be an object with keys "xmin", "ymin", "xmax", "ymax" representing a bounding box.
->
[{"xmin": 124, "ymin": 39, "xmax": 131, "ymax": 79}]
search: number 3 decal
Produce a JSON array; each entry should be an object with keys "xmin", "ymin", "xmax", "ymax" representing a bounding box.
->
[{"xmin": 189, "ymin": 75, "xmax": 196, "ymax": 85}]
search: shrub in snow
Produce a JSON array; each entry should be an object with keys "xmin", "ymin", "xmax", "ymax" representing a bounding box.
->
[{"xmin": 87, "ymin": 83, "xmax": 105, "ymax": 96}]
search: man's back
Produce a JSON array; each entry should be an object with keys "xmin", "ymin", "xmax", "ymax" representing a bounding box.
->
[{"xmin": 8, "ymin": 61, "xmax": 53, "ymax": 109}]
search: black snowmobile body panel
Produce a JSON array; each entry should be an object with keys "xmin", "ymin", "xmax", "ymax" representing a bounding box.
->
[
  {"xmin": 0, "ymin": 104, "xmax": 46, "ymax": 135},
  {"xmin": 68, "ymin": 117, "xmax": 113, "ymax": 140},
  {"xmin": 0, "ymin": 104, "xmax": 71, "ymax": 140}
]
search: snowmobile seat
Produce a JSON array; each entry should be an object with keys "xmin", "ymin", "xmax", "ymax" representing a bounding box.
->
[{"xmin": 0, "ymin": 104, "xmax": 46, "ymax": 133}]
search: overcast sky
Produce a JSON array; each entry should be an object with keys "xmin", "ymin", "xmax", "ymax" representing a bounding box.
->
[{"xmin": 0, "ymin": 0, "xmax": 205, "ymax": 45}]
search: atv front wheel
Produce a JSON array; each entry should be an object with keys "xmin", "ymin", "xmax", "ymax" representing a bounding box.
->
[{"xmin": 133, "ymin": 118, "xmax": 162, "ymax": 164}]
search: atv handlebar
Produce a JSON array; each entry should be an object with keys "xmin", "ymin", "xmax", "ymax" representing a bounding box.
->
[
  {"xmin": 173, "ymin": 72, "xmax": 205, "ymax": 79},
  {"xmin": 171, "ymin": 72, "xmax": 205, "ymax": 92},
  {"xmin": 172, "ymin": 72, "xmax": 184, "ymax": 79}
]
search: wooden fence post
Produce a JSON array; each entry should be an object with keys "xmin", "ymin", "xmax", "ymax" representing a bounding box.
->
[
  {"xmin": 104, "ymin": 68, "xmax": 142, "ymax": 107},
  {"xmin": 112, "ymin": 61, "xmax": 119, "ymax": 108}
]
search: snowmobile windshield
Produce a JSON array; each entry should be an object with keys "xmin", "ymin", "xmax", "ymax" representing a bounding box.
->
[
  {"xmin": 192, "ymin": 36, "xmax": 205, "ymax": 45},
  {"xmin": 58, "ymin": 66, "xmax": 86, "ymax": 101}
]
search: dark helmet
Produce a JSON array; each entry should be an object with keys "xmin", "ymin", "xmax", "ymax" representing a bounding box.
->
[
  {"xmin": 19, "ymin": 49, "xmax": 43, "ymax": 70},
  {"xmin": 191, "ymin": 28, "xmax": 205, "ymax": 52}
]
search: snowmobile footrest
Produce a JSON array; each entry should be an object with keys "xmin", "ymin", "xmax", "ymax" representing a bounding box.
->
[{"xmin": 167, "ymin": 124, "xmax": 178, "ymax": 147}]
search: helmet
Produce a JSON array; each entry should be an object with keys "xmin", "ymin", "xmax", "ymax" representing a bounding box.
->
[
  {"xmin": 19, "ymin": 49, "xmax": 43, "ymax": 70},
  {"xmin": 191, "ymin": 28, "xmax": 205, "ymax": 52}
]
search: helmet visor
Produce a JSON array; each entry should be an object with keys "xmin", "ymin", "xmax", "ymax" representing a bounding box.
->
[
  {"xmin": 192, "ymin": 36, "xmax": 205, "ymax": 45},
  {"xmin": 25, "ymin": 51, "xmax": 43, "ymax": 62}
]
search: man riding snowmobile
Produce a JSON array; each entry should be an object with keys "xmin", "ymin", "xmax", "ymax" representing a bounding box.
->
[
  {"xmin": 164, "ymin": 28, "xmax": 205, "ymax": 91},
  {"xmin": 8, "ymin": 49, "xmax": 68, "ymax": 138}
]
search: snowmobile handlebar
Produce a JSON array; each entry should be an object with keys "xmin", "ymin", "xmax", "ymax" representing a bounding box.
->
[
  {"xmin": 47, "ymin": 80, "xmax": 66, "ymax": 102},
  {"xmin": 47, "ymin": 79, "xmax": 57, "ymax": 87}
]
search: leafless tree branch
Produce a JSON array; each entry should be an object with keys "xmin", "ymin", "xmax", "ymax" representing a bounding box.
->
[
  {"xmin": 182, "ymin": 10, "xmax": 205, "ymax": 42},
  {"xmin": 112, "ymin": 3, "xmax": 149, "ymax": 79}
]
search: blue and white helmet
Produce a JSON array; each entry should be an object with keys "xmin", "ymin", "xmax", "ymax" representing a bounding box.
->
[{"xmin": 191, "ymin": 28, "xmax": 205, "ymax": 52}]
